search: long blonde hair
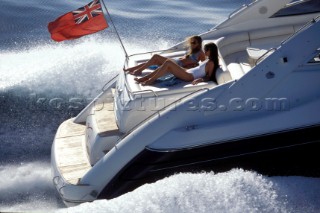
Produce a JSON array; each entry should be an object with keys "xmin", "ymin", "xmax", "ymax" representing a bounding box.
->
[{"xmin": 185, "ymin": 35, "xmax": 202, "ymax": 55}]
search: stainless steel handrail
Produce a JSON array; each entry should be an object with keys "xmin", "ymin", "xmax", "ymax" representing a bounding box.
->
[
  {"xmin": 281, "ymin": 15, "xmax": 320, "ymax": 46},
  {"xmin": 127, "ymin": 47, "xmax": 181, "ymax": 58},
  {"xmin": 255, "ymin": 48, "xmax": 277, "ymax": 66},
  {"xmin": 53, "ymin": 176, "xmax": 61, "ymax": 186},
  {"xmin": 123, "ymin": 76, "xmax": 159, "ymax": 100},
  {"xmin": 132, "ymin": 89, "xmax": 159, "ymax": 98},
  {"xmin": 102, "ymin": 74, "xmax": 119, "ymax": 92},
  {"xmin": 228, "ymin": 4, "xmax": 248, "ymax": 19}
]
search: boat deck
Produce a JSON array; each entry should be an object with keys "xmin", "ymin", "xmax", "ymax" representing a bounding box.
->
[
  {"xmin": 54, "ymin": 119, "xmax": 92, "ymax": 185},
  {"xmin": 94, "ymin": 102, "xmax": 120, "ymax": 137}
]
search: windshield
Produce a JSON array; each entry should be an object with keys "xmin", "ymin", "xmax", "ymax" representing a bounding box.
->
[{"xmin": 271, "ymin": 0, "xmax": 320, "ymax": 17}]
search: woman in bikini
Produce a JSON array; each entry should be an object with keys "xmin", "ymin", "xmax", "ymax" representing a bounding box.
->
[
  {"xmin": 124, "ymin": 35, "xmax": 206, "ymax": 75},
  {"xmin": 135, "ymin": 42, "xmax": 219, "ymax": 85}
]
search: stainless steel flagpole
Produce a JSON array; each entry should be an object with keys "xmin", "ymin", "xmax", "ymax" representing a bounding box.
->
[{"xmin": 100, "ymin": 0, "xmax": 129, "ymax": 59}]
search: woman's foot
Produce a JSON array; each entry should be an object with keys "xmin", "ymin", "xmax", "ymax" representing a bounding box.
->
[
  {"xmin": 129, "ymin": 69, "xmax": 143, "ymax": 75},
  {"xmin": 134, "ymin": 77, "xmax": 144, "ymax": 83},
  {"xmin": 134, "ymin": 75, "xmax": 150, "ymax": 82},
  {"xmin": 123, "ymin": 67, "xmax": 138, "ymax": 73},
  {"xmin": 123, "ymin": 67, "xmax": 131, "ymax": 72},
  {"xmin": 141, "ymin": 78, "xmax": 155, "ymax": 86}
]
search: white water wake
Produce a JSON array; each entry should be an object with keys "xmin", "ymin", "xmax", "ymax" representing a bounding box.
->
[
  {"xmin": 0, "ymin": 36, "xmax": 171, "ymax": 97},
  {"xmin": 60, "ymin": 169, "xmax": 320, "ymax": 213},
  {"xmin": 0, "ymin": 37, "xmax": 121, "ymax": 95},
  {"xmin": 0, "ymin": 162, "xmax": 60, "ymax": 211},
  {"xmin": 1, "ymin": 165, "xmax": 319, "ymax": 212}
]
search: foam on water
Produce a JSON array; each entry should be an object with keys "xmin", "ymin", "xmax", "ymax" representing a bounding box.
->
[
  {"xmin": 1, "ymin": 37, "xmax": 118, "ymax": 94},
  {"xmin": 58, "ymin": 169, "xmax": 320, "ymax": 213},
  {"xmin": 0, "ymin": 162, "xmax": 61, "ymax": 211},
  {"xmin": 0, "ymin": 35, "xmax": 173, "ymax": 96},
  {"xmin": 1, "ymin": 166, "xmax": 319, "ymax": 212}
]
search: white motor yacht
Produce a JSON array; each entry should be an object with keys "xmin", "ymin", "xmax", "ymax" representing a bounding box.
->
[{"xmin": 51, "ymin": 0, "xmax": 320, "ymax": 205}]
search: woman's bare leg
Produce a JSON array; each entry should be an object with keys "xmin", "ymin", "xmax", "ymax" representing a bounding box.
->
[
  {"xmin": 130, "ymin": 54, "xmax": 168, "ymax": 75},
  {"xmin": 134, "ymin": 58, "xmax": 176, "ymax": 82},
  {"xmin": 134, "ymin": 59, "xmax": 181, "ymax": 83},
  {"xmin": 123, "ymin": 63, "xmax": 145, "ymax": 73},
  {"xmin": 141, "ymin": 60, "xmax": 193, "ymax": 85},
  {"xmin": 134, "ymin": 68, "xmax": 159, "ymax": 83}
]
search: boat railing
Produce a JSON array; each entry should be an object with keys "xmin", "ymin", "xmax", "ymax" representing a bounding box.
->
[
  {"xmin": 228, "ymin": 4, "xmax": 249, "ymax": 19},
  {"xmin": 132, "ymin": 89, "xmax": 159, "ymax": 98},
  {"xmin": 53, "ymin": 175, "xmax": 66, "ymax": 198},
  {"xmin": 127, "ymin": 47, "xmax": 180, "ymax": 58},
  {"xmin": 121, "ymin": 87, "xmax": 159, "ymax": 108},
  {"xmin": 281, "ymin": 15, "xmax": 320, "ymax": 46},
  {"xmin": 227, "ymin": 0, "xmax": 260, "ymax": 19},
  {"xmin": 102, "ymin": 73, "xmax": 119, "ymax": 92},
  {"xmin": 210, "ymin": 0, "xmax": 257, "ymax": 31},
  {"xmin": 118, "ymin": 87, "xmax": 210, "ymax": 142},
  {"xmin": 123, "ymin": 76, "xmax": 159, "ymax": 100},
  {"xmin": 255, "ymin": 47, "xmax": 277, "ymax": 66}
]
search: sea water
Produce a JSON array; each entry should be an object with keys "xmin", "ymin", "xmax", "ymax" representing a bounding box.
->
[{"xmin": 0, "ymin": 0, "xmax": 319, "ymax": 212}]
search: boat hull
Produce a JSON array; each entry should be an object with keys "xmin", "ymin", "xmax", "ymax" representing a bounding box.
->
[{"xmin": 98, "ymin": 124, "xmax": 320, "ymax": 199}]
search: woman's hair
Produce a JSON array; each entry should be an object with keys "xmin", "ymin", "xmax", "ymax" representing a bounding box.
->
[
  {"xmin": 204, "ymin": 42, "xmax": 219, "ymax": 83},
  {"xmin": 186, "ymin": 35, "xmax": 202, "ymax": 55}
]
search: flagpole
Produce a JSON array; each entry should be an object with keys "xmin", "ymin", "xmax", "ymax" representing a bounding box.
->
[{"xmin": 100, "ymin": 0, "xmax": 129, "ymax": 59}]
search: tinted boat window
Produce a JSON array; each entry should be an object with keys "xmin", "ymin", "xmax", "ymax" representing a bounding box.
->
[
  {"xmin": 271, "ymin": 0, "xmax": 320, "ymax": 17},
  {"xmin": 308, "ymin": 49, "xmax": 320, "ymax": 64}
]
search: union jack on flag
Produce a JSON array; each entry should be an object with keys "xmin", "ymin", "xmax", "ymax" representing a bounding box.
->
[{"xmin": 72, "ymin": 0, "xmax": 104, "ymax": 24}]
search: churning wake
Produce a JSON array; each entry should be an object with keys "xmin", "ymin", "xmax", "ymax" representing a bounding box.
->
[
  {"xmin": 0, "ymin": 162, "xmax": 60, "ymax": 211},
  {"xmin": 1, "ymin": 166, "xmax": 319, "ymax": 212},
  {"xmin": 59, "ymin": 169, "xmax": 320, "ymax": 213}
]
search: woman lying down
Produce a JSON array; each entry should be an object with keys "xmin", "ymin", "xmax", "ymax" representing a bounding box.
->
[{"xmin": 134, "ymin": 42, "xmax": 219, "ymax": 86}]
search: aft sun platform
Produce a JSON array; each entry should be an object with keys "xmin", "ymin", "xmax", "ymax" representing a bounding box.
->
[
  {"xmin": 52, "ymin": 100, "xmax": 121, "ymax": 189},
  {"xmin": 53, "ymin": 119, "xmax": 90, "ymax": 185}
]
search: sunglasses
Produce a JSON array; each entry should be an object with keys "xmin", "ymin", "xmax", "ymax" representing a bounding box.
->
[{"xmin": 190, "ymin": 41, "xmax": 198, "ymax": 45}]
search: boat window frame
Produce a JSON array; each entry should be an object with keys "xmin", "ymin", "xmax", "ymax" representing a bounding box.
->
[
  {"xmin": 307, "ymin": 49, "xmax": 320, "ymax": 64},
  {"xmin": 270, "ymin": 0, "xmax": 320, "ymax": 18}
]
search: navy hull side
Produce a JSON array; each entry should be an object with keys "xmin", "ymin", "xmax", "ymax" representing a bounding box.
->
[{"xmin": 98, "ymin": 124, "xmax": 320, "ymax": 200}]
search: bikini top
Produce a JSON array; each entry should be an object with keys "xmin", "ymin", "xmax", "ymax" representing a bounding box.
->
[{"xmin": 187, "ymin": 51, "xmax": 201, "ymax": 62}]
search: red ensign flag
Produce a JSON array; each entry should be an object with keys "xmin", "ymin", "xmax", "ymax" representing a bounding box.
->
[{"xmin": 48, "ymin": 0, "xmax": 108, "ymax": 42}]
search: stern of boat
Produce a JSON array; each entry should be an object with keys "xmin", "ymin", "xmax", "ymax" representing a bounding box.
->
[{"xmin": 51, "ymin": 118, "xmax": 97, "ymax": 205}]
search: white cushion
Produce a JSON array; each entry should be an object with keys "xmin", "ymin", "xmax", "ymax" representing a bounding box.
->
[
  {"xmin": 250, "ymin": 34, "xmax": 291, "ymax": 50},
  {"xmin": 205, "ymin": 25, "xmax": 298, "ymax": 81},
  {"xmin": 216, "ymin": 67, "xmax": 232, "ymax": 84},
  {"xmin": 220, "ymin": 40, "xmax": 250, "ymax": 58},
  {"xmin": 218, "ymin": 32, "xmax": 249, "ymax": 47},
  {"xmin": 249, "ymin": 25, "xmax": 294, "ymax": 40},
  {"xmin": 227, "ymin": 63, "xmax": 246, "ymax": 80}
]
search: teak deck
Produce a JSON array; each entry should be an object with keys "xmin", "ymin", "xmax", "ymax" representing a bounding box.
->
[
  {"xmin": 54, "ymin": 119, "xmax": 91, "ymax": 185},
  {"xmin": 54, "ymin": 102, "xmax": 118, "ymax": 184}
]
